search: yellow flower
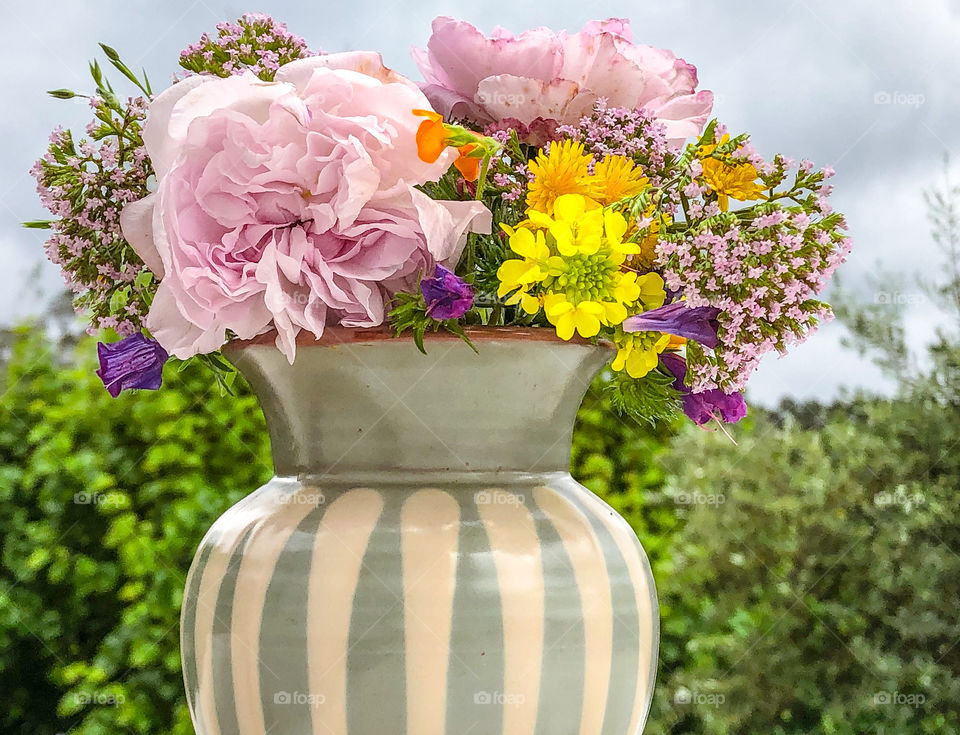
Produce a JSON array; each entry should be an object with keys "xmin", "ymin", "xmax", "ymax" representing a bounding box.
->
[
  {"xmin": 543, "ymin": 294, "xmax": 606, "ymax": 340},
  {"xmin": 497, "ymin": 193, "xmax": 664, "ymax": 341},
  {"xmin": 636, "ymin": 272, "xmax": 667, "ymax": 309},
  {"xmin": 496, "ymin": 225, "xmax": 550, "ymax": 310},
  {"xmin": 528, "ymin": 193, "xmax": 638, "ymax": 257},
  {"xmin": 592, "ymin": 155, "xmax": 649, "ymax": 205},
  {"xmin": 612, "ymin": 331, "xmax": 671, "ymax": 378},
  {"xmin": 526, "ymin": 140, "xmax": 596, "ymax": 215},
  {"xmin": 699, "ymin": 135, "xmax": 766, "ymax": 211}
]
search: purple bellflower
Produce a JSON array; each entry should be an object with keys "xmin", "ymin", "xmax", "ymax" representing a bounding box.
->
[
  {"xmin": 96, "ymin": 333, "xmax": 169, "ymax": 397},
  {"xmin": 421, "ymin": 264, "xmax": 475, "ymax": 320},
  {"xmin": 660, "ymin": 352, "xmax": 747, "ymax": 426},
  {"xmin": 623, "ymin": 301, "xmax": 721, "ymax": 348}
]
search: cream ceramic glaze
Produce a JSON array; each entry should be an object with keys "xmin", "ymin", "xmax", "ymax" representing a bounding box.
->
[{"xmin": 180, "ymin": 328, "xmax": 660, "ymax": 735}]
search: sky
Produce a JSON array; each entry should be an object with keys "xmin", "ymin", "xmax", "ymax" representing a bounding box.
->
[{"xmin": 1, "ymin": 0, "xmax": 958, "ymax": 405}]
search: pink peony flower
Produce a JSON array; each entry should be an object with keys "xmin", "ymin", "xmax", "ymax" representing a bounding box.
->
[
  {"xmin": 121, "ymin": 52, "xmax": 490, "ymax": 361},
  {"xmin": 412, "ymin": 16, "xmax": 714, "ymax": 145}
]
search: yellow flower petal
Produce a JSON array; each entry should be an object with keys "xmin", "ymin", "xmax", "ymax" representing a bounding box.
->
[
  {"xmin": 573, "ymin": 310, "xmax": 602, "ymax": 338},
  {"xmin": 604, "ymin": 209, "xmax": 629, "ymax": 243},
  {"xmin": 553, "ymin": 193, "xmax": 588, "ymax": 223},
  {"xmin": 603, "ymin": 301, "xmax": 628, "ymax": 325}
]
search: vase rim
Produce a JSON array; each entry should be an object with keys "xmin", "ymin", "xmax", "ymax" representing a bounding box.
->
[{"xmin": 224, "ymin": 326, "xmax": 615, "ymax": 353}]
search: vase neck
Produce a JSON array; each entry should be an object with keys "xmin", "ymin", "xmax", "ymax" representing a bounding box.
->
[{"xmin": 226, "ymin": 331, "xmax": 612, "ymax": 477}]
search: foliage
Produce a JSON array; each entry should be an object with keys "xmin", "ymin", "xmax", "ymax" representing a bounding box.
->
[
  {"xmin": 0, "ymin": 327, "xmax": 269, "ymax": 735},
  {"xmin": 632, "ymin": 392, "xmax": 960, "ymax": 735}
]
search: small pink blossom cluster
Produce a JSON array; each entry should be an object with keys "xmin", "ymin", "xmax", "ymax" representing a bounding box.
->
[
  {"xmin": 557, "ymin": 99, "xmax": 669, "ymax": 172},
  {"xmin": 657, "ymin": 172, "xmax": 852, "ymax": 392},
  {"xmin": 31, "ymin": 97, "xmax": 153, "ymax": 335},
  {"xmin": 486, "ymin": 128, "xmax": 534, "ymax": 203},
  {"xmin": 178, "ymin": 13, "xmax": 314, "ymax": 81}
]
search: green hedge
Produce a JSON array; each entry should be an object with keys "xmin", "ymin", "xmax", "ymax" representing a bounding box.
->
[
  {"xmin": 0, "ymin": 329, "xmax": 269, "ymax": 735},
  {"xmin": 2, "ymin": 328, "xmax": 958, "ymax": 734}
]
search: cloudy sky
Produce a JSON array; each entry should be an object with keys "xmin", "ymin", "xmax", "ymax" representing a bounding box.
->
[{"xmin": 1, "ymin": 0, "xmax": 957, "ymax": 404}]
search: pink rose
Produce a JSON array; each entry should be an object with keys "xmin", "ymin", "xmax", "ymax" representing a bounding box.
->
[
  {"xmin": 412, "ymin": 17, "xmax": 714, "ymax": 145},
  {"xmin": 121, "ymin": 52, "xmax": 490, "ymax": 361}
]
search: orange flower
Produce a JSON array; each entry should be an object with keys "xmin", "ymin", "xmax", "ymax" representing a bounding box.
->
[
  {"xmin": 413, "ymin": 108, "xmax": 447, "ymax": 164},
  {"xmin": 412, "ymin": 109, "xmax": 486, "ymax": 181},
  {"xmin": 454, "ymin": 143, "xmax": 481, "ymax": 181}
]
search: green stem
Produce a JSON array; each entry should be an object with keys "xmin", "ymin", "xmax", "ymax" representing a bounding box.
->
[{"xmin": 475, "ymin": 156, "xmax": 491, "ymax": 201}]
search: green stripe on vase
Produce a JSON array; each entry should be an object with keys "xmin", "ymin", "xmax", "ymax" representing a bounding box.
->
[
  {"xmin": 211, "ymin": 528, "xmax": 255, "ymax": 735},
  {"xmin": 445, "ymin": 490, "xmax": 505, "ymax": 735},
  {"xmin": 527, "ymin": 488, "xmax": 586, "ymax": 735},
  {"xmin": 564, "ymin": 482, "xmax": 640, "ymax": 735},
  {"xmin": 346, "ymin": 490, "xmax": 408, "ymax": 734}
]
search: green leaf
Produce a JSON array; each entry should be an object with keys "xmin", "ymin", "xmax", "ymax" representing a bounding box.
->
[
  {"xmin": 109, "ymin": 288, "xmax": 129, "ymax": 313},
  {"xmin": 134, "ymin": 270, "xmax": 153, "ymax": 290}
]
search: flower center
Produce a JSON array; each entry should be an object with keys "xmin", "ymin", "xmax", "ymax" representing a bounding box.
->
[{"xmin": 553, "ymin": 253, "xmax": 619, "ymax": 303}]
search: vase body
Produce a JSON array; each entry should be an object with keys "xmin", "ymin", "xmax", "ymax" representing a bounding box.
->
[{"xmin": 181, "ymin": 329, "xmax": 659, "ymax": 735}]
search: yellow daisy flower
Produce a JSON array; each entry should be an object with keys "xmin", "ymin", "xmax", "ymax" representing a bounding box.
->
[
  {"xmin": 699, "ymin": 135, "xmax": 766, "ymax": 211},
  {"xmin": 592, "ymin": 154, "xmax": 649, "ymax": 205},
  {"xmin": 526, "ymin": 140, "xmax": 596, "ymax": 215}
]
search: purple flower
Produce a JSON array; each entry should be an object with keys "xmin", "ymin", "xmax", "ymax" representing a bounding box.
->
[
  {"xmin": 660, "ymin": 352, "xmax": 747, "ymax": 426},
  {"xmin": 623, "ymin": 302, "xmax": 721, "ymax": 348},
  {"xmin": 420, "ymin": 264, "xmax": 474, "ymax": 320},
  {"xmin": 96, "ymin": 333, "xmax": 169, "ymax": 397}
]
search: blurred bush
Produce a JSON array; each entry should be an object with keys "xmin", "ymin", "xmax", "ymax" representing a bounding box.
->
[
  {"xmin": 0, "ymin": 328, "xmax": 269, "ymax": 735},
  {"xmin": 639, "ymin": 393, "xmax": 960, "ymax": 734},
  {"xmin": 1, "ymin": 325, "xmax": 958, "ymax": 734}
]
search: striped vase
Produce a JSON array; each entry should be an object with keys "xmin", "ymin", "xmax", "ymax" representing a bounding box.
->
[{"xmin": 182, "ymin": 328, "xmax": 659, "ymax": 735}]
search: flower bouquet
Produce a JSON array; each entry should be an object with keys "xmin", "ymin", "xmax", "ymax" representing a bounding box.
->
[
  {"xmin": 30, "ymin": 13, "xmax": 849, "ymax": 429},
  {"xmin": 27, "ymin": 15, "xmax": 852, "ymax": 735}
]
